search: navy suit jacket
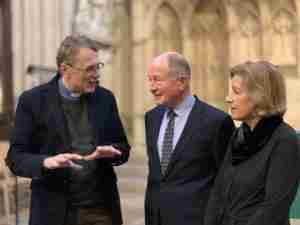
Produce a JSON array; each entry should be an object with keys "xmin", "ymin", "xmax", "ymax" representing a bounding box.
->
[
  {"xmin": 6, "ymin": 74, "xmax": 130, "ymax": 225},
  {"xmin": 144, "ymin": 97, "xmax": 235, "ymax": 225}
]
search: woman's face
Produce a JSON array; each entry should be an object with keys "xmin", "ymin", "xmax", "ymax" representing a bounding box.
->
[{"xmin": 226, "ymin": 76, "xmax": 257, "ymax": 124}]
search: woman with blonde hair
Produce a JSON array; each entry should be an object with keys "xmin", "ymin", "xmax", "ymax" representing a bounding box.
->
[{"xmin": 204, "ymin": 61, "xmax": 300, "ymax": 225}]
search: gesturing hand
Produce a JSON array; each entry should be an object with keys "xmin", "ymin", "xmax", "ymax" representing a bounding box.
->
[
  {"xmin": 83, "ymin": 145, "xmax": 121, "ymax": 161},
  {"xmin": 43, "ymin": 153, "xmax": 83, "ymax": 170}
]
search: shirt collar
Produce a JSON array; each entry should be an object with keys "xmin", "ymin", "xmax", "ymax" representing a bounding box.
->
[
  {"xmin": 58, "ymin": 78, "xmax": 81, "ymax": 101},
  {"xmin": 171, "ymin": 95, "xmax": 195, "ymax": 117}
]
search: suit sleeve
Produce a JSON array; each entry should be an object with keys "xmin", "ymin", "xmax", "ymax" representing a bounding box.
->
[
  {"xmin": 5, "ymin": 93, "xmax": 49, "ymax": 178},
  {"xmin": 102, "ymin": 94, "xmax": 131, "ymax": 166},
  {"xmin": 245, "ymin": 134, "xmax": 300, "ymax": 225},
  {"xmin": 212, "ymin": 115, "xmax": 235, "ymax": 169}
]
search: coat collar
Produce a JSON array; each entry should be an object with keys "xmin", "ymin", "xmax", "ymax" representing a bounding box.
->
[{"xmin": 45, "ymin": 74, "xmax": 98, "ymax": 153}]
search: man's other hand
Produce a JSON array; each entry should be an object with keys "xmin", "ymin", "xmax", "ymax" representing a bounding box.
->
[{"xmin": 84, "ymin": 145, "xmax": 121, "ymax": 160}]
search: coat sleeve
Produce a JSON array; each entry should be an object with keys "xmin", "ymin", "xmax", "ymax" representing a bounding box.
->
[
  {"xmin": 102, "ymin": 94, "xmax": 131, "ymax": 166},
  {"xmin": 245, "ymin": 133, "xmax": 300, "ymax": 225},
  {"xmin": 204, "ymin": 116, "xmax": 235, "ymax": 225},
  {"xmin": 5, "ymin": 93, "xmax": 49, "ymax": 178},
  {"xmin": 204, "ymin": 147, "xmax": 232, "ymax": 225},
  {"xmin": 212, "ymin": 115, "xmax": 235, "ymax": 169}
]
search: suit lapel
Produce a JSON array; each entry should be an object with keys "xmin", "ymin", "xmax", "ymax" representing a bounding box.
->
[
  {"xmin": 152, "ymin": 108, "xmax": 165, "ymax": 150},
  {"xmin": 150, "ymin": 107, "xmax": 165, "ymax": 178},
  {"xmin": 163, "ymin": 98, "xmax": 205, "ymax": 177},
  {"xmin": 46, "ymin": 77, "xmax": 71, "ymax": 152}
]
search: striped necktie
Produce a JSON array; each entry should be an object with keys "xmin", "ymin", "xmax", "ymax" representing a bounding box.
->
[{"xmin": 161, "ymin": 110, "xmax": 176, "ymax": 175}]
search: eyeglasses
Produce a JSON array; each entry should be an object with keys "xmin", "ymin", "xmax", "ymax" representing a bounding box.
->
[{"xmin": 66, "ymin": 62, "xmax": 104, "ymax": 75}]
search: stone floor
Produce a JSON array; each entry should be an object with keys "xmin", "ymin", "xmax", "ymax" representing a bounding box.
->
[{"xmin": 115, "ymin": 154, "xmax": 147, "ymax": 225}]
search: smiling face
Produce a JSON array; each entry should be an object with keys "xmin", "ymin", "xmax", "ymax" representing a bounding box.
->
[
  {"xmin": 226, "ymin": 75, "xmax": 258, "ymax": 126},
  {"xmin": 61, "ymin": 47, "xmax": 100, "ymax": 94},
  {"xmin": 147, "ymin": 56, "xmax": 186, "ymax": 108}
]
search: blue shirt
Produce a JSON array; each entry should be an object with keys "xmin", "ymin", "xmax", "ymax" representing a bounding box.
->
[
  {"xmin": 58, "ymin": 78, "xmax": 81, "ymax": 101},
  {"xmin": 157, "ymin": 95, "xmax": 195, "ymax": 159}
]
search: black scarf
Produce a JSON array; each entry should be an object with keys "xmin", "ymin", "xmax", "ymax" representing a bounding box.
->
[{"xmin": 231, "ymin": 116, "xmax": 283, "ymax": 165}]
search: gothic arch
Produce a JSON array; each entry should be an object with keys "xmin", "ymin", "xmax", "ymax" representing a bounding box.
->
[
  {"xmin": 145, "ymin": 0, "xmax": 184, "ymax": 40},
  {"xmin": 229, "ymin": 0, "xmax": 262, "ymax": 65},
  {"xmin": 269, "ymin": 0, "xmax": 297, "ymax": 76},
  {"xmin": 190, "ymin": 0, "xmax": 229, "ymax": 109},
  {"xmin": 270, "ymin": 0, "xmax": 297, "ymax": 16},
  {"xmin": 153, "ymin": 2, "xmax": 182, "ymax": 54}
]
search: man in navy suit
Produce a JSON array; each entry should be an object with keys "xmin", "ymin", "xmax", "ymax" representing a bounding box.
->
[
  {"xmin": 6, "ymin": 34, "xmax": 130, "ymax": 225},
  {"xmin": 144, "ymin": 52, "xmax": 235, "ymax": 225}
]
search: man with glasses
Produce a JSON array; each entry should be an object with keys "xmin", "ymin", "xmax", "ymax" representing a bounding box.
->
[{"xmin": 6, "ymin": 34, "xmax": 130, "ymax": 225}]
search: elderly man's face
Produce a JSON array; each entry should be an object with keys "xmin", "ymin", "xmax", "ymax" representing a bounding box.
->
[
  {"xmin": 64, "ymin": 48, "xmax": 101, "ymax": 94},
  {"xmin": 147, "ymin": 57, "xmax": 185, "ymax": 108}
]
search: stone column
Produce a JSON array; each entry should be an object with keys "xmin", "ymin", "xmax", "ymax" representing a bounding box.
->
[
  {"xmin": 295, "ymin": 0, "xmax": 300, "ymax": 78},
  {"xmin": 12, "ymin": 0, "xmax": 73, "ymax": 98},
  {"xmin": 260, "ymin": 1, "xmax": 272, "ymax": 60},
  {"xmin": 226, "ymin": 2, "xmax": 238, "ymax": 67},
  {"xmin": 132, "ymin": 0, "xmax": 147, "ymax": 158},
  {"xmin": 11, "ymin": 0, "xmax": 25, "ymax": 97},
  {"xmin": 23, "ymin": 0, "xmax": 42, "ymax": 89}
]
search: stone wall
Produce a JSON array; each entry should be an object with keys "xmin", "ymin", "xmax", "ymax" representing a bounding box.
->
[
  {"xmin": 6, "ymin": 0, "xmax": 300, "ymax": 157},
  {"xmin": 123, "ymin": 0, "xmax": 300, "ymax": 154}
]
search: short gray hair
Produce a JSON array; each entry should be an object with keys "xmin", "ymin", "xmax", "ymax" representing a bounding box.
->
[
  {"xmin": 166, "ymin": 53, "xmax": 191, "ymax": 78},
  {"xmin": 230, "ymin": 60, "xmax": 287, "ymax": 117},
  {"xmin": 56, "ymin": 34, "xmax": 99, "ymax": 67}
]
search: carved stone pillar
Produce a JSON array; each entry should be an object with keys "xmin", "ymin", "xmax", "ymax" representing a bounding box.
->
[{"xmin": 132, "ymin": 0, "xmax": 147, "ymax": 157}]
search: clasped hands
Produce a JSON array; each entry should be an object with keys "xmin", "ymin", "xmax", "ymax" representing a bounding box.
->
[{"xmin": 43, "ymin": 145, "xmax": 121, "ymax": 170}]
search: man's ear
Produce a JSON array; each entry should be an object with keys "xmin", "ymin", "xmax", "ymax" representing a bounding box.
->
[{"xmin": 178, "ymin": 76, "xmax": 190, "ymax": 91}]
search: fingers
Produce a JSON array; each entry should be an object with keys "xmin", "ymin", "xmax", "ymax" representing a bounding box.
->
[
  {"xmin": 84, "ymin": 145, "xmax": 121, "ymax": 161},
  {"xmin": 61, "ymin": 153, "xmax": 83, "ymax": 161},
  {"xmin": 43, "ymin": 153, "xmax": 83, "ymax": 170},
  {"xmin": 43, "ymin": 146, "xmax": 122, "ymax": 169}
]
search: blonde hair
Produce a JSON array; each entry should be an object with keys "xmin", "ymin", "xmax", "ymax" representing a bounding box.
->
[{"xmin": 230, "ymin": 61, "xmax": 287, "ymax": 117}]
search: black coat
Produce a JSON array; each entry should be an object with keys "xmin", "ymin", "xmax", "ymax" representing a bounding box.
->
[
  {"xmin": 5, "ymin": 74, "xmax": 130, "ymax": 225},
  {"xmin": 144, "ymin": 97, "xmax": 235, "ymax": 225},
  {"xmin": 204, "ymin": 122, "xmax": 300, "ymax": 225}
]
